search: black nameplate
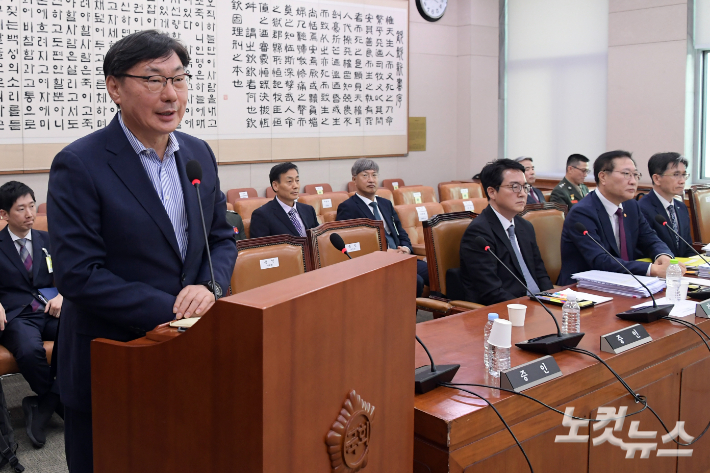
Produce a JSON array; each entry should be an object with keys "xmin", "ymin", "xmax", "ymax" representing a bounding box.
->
[
  {"xmin": 600, "ymin": 324, "xmax": 651, "ymax": 354},
  {"xmin": 500, "ymin": 355, "xmax": 562, "ymax": 392},
  {"xmin": 695, "ymin": 299, "xmax": 710, "ymax": 319}
]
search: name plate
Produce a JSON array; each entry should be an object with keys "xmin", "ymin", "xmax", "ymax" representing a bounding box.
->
[
  {"xmin": 695, "ymin": 299, "xmax": 710, "ymax": 319},
  {"xmin": 345, "ymin": 242, "xmax": 361, "ymax": 253},
  {"xmin": 260, "ymin": 257, "xmax": 280, "ymax": 269},
  {"xmin": 463, "ymin": 200, "xmax": 474, "ymax": 211},
  {"xmin": 239, "ymin": 191, "xmax": 249, "ymax": 198},
  {"xmin": 322, "ymin": 198, "xmax": 332, "ymax": 209},
  {"xmin": 500, "ymin": 355, "xmax": 562, "ymax": 392},
  {"xmin": 600, "ymin": 324, "xmax": 651, "ymax": 354}
]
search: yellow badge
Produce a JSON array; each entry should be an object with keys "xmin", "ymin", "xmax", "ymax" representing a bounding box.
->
[
  {"xmin": 570, "ymin": 194, "xmax": 575, "ymax": 200},
  {"xmin": 42, "ymin": 248, "xmax": 53, "ymax": 273}
]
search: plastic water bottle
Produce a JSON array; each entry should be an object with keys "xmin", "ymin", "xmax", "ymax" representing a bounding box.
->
[
  {"xmin": 666, "ymin": 259, "xmax": 683, "ymax": 303},
  {"xmin": 489, "ymin": 344, "xmax": 511, "ymax": 378},
  {"xmin": 562, "ymin": 294, "xmax": 581, "ymax": 334},
  {"xmin": 483, "ymin": 313, "xmax": 499, "ymax": 369}
]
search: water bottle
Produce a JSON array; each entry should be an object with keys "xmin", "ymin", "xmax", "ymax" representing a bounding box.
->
[
  {"xmin": 483, "ymin": 313, "xmax": 499, "ymax": 369},
  {"xmin": 666, "ymin": 259, "xmax": 683, "ymax": 303},
  {"xmin": 489, "ymin": 344, "xmax": 511, "ymax": 378},
  {"xmin": 562, "ymin": 294, "xmax": 581, "ymax": 334}
]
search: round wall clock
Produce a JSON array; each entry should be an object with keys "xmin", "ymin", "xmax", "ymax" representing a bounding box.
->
[{"xmin": 416, "ymin": 0, "xmax": 448, "ymax": 22}]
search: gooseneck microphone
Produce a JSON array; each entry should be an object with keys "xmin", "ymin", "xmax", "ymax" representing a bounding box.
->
[
  {"xmin": 573, "ymin": 222, "xmax": 673, "ymax": 322},
  {"xmin": 654, "ymin": 214, "xmax": 710, "ymax": 267},
  {"xmin": 414, "ymin": 335, "xmax": 460, "ymax": 394},
  {"xmin": 329, "ymin": 233, "xmax": 352, "ymax": 259},
  {"xmin": 475, "ymin": 236, "xmax": 584, "ymax": 355},
  {"xmin": 186, "ymin": 160, "xmax": 218, "ymax": 300}
]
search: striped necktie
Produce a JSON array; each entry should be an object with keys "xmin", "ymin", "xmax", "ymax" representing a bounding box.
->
[
  {"xmin": 288, "ymin": 208, "xmax": 306, "ymax": 237},
  {"xmin": 16, "ymin": 239, "xmax": 42, "ymax": 312},
  {"xmin": 667, "ymin": 204, "xmax": 679, "ymax": 247}
]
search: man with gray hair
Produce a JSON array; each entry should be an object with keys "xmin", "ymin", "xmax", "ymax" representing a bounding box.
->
[
  {"xmin": 336, "ymin": 158, "xmax": 430, "ymax": 296},
  {"xmin": 514, "ymin": 156, "xmax": 546, "ymax": 204}
]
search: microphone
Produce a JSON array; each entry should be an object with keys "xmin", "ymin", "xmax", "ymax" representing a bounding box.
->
[
  {"xmin": 475, "ymin": 236, "xmax": 584, "ymax": 355},
  {"xmin": 654, "ymin": 214, "xmax": 710, "ymax": 268},
  {"xmin": 186, "ymin": 160, "xmax": 218, "ymax": 300},
  {"xmin": 414, "ymin": 335, "xmax": 460, "ymax": 394},
  {"xmin": 573, "ymin": 222, "xmax": 672, "ymax": 322},
  {"xmin": 329, "ymin": 233, "xmax": 352, "ymax": 259}
]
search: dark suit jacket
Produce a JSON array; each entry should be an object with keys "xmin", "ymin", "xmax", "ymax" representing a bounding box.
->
[
  {"xmin": 0, "ymin": 227, "xmax": 55, "ymax": 323},
  {"xmin": 459, "ymin": 205, "xmax": 553, "ymax": 305},
  {"xmin": 47, "ymin": 115, "xmax": 237, "ymax": 412},
  {"xmin": 637, "ymin": 190, "xmax": 693, "ymax": 258},
  {"xmin": 249, "ymin": 198, "xmax": 318, "ymax": 238},
  {"xmin": 335, "ymin": 194, "xmax": 413, "ymax": 252},
  {"xmin": 526, "ymin": 186, "xmax": 546, "ymax": 205},
  {"xmin": 558, "ymin": 191, "xmax": 672, "ymax": 285}
]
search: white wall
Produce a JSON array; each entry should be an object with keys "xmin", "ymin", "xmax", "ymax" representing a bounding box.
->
[{"xmin": 506, "ymin": 0, "xmax": 609, "ymax": 178}]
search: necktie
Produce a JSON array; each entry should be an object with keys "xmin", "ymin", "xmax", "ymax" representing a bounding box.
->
[
  {"xmin": 667, "ymin": 204, "xmax": 679, "ymax": 247},
  {"xmin": 530, "ymin": 188, "xmax": 539, "ymax": 203},
  {"xmin": 369, "ymin": 202, "xmax": 397, "ymax": 249},
  {"xmin": 288, "ymin": 208, "xmax": 306, "ymax": 237},
  {"xmin": 16, "ymin": 239, "xmax": 42, "ymax": 312},
  {"xmin": 506, "ymin": 225, "xmax": 540, "ymax": 294},
  {"xmin": 615, "ymin": 208, "xmax": 629, "ymax": 260}
]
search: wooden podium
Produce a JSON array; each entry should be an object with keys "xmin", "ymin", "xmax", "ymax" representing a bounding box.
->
[{"xmin": 91, "ymin": 252, "xmax": 416, "ymax": 472}]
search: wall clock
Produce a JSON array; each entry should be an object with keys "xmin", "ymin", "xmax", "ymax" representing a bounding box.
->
[{"xmin": 416, "ymin": 0, "xmax": 448, "ymax": 22}]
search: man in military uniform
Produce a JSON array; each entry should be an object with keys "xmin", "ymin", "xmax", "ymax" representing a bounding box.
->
[{"xmin": 550, "ymin": 154, "xmax": 591, "ymax": 210}]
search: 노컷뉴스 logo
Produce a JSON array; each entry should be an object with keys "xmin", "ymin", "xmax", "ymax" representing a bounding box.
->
[{"xmin": 555, "ymin": 407, "xmax": 693, "ymax": 458}]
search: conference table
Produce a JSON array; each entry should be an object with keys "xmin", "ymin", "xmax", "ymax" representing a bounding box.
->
[{"xmin": 413, "ymin": 284, "xmax": 710, "ymax": 473}]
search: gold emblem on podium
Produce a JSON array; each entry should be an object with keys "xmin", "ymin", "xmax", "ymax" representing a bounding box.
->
[{"xmin": 325, "ymin": 390, "xmax": 375, "ymax": 473}]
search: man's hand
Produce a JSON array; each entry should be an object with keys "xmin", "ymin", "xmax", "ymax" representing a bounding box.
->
[
  {"xmin": 0, "ymin": 303, "xmax": 6, "ymax": 331},
  {"xmin": 396, "ymin": 246, "xmax": 410, "ymax": 254},
  {"xmin": 173, "ymin": 285, "xmax": 215, "ymax": 320},
  {"xmin": 44, "ymin": 294, "xmax": 63, "ymax": 318},
  {"xmin": 650, "ymin": 257, "xmax": 686, "ymax": 278},
  {"xmin": 655, "ymin": 255, "xmax": 672, "ymax": 266}
]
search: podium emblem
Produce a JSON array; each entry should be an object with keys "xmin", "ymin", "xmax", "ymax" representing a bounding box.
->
[{"xmin": 325, "ymin": 390, "xmax": 375, "ymax": 472}]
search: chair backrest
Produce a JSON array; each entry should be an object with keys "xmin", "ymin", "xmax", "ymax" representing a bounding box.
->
[
  {"xmin": 297, "ymin": 192, "xmax": 350, "ymax": 225},
  {"xmin": 438, "ymin": 182, "xmax": 484, "ymax": 202},
  {"xmin": 394, "ymin": 202, "xmax": 445, "ymax": 247},
  {"xmin": 0, "ymin": 220, "xmax": 6, "ymax": 231},
  {"xmin": 303, "ymin": 183, "xmax": 333, "ymax": 195},
  {"xmin": 322, "ymin": 211, "xmax": 338, "ymax": 223},
  {"xmin": 347, "ymin": 188, "xmax": 394, "ymax": 205},
  {"xmin": 441, "ymin": 198, "xmax": 488, "ymax": 214},
  {"xmin": 307, "ymin": 218, "xmax": 386, "ymax": 268},
  {"xmin": 232, "ymin": 197, "xmax": 271, "ymax": 238},
  {"xmin": 422, "ymin": 212, "xmax": 477, "ymax": 295},
  {"xmin": 542, "ymin": 190, "xmax": 552, "ymax": 202},
  {"xmin": 232, "ymin": 235, "xmax": 313, "ymax": 294},
  {"xmin": 226, "ymin": 202, "xmax": 234, "ymax": 211},
  {"xmin": 226, "ymin": 188, "xmax": 258, "ymax": 204},
  {"xmin": 687, "ymin": 186, "xmax": 710, "ymax": 242},
  {"xmin": 33, "ymin": 215, "xmax": 48, "ymax": 232},
  {"xmin": 381, "ymin": 178, "xmax": 405, "ymax": 192},
  {"xmin": 347, "ymin": 181, "xmax": 357, "ymax": 192},
  {"xmin": 392, "ymin": 185, "xmax": 437, "ymax": 206},
  {"xmin": 37, "ymin": 203, "xmax": 47, "ymax": 214},
  {"xmin": 520, "ymin": 203, "xmax": 567, "ymax": 284}
]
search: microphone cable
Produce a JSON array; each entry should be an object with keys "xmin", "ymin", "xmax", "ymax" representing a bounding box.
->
[{"xmin": 661, "ymin": 316, "xmax": 710, "ymax": 352}]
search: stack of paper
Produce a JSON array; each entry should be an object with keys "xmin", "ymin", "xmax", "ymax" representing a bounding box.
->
[
  {"xmin": 572, "ymin": 270, "xmax": 665, "ymax": 298},
  {"xmin": 697, "ymin": 262, "xmax": 710, "ymax": 279}
]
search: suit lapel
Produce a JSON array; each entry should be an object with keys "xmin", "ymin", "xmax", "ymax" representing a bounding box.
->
[
  {"xmin": 0, "ymin": 227, "xmax": 30, "ymax": 284},
  {"xmin": 593, "ymin": 194, "xmax": 620, "ymax": 256},
  {"xmin": 485, "ymin": 207, "xmax": 524, "ymax": 277},
  {"xmin": 353, "ymin": 195, "xmax": 374, "ymax": 219},
  {"xmin": 105, "ymin": 117, "xmax": 182, "ymax": 261},
  {"xmin": 295, "ymin": 203, "xmax": 311, "ymax": 230},
  {"xmin": 272, "ymin": 198, "xmax": 299, "ymax": 236}
]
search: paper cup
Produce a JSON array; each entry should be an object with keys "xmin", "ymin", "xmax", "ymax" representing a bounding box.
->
[
  {"xmin": 679, "ymin": 281, "xmax": 689, "ymax": 301},
  {"xmin": 488, "ymin": 319, "xmax": 512, "ymax": 348},
  {"xmin": 507, "ymin": 304, "xmax": 527, "ymax": 327}
]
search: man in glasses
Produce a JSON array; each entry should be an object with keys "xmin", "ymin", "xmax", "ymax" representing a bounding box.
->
[
  {"xmin": 558, "ymin": 150, "xmax": 679, "ymax": 285},
  {"xmin": 47, "ymin": 30, "xmax": 237, "ymax": 472},
  {"xmin": 638, "ymin": 152, "xmax": 693, "ymax": 257},
  {"xmin": 550, "ymin": 154, "xmax": 591, "ymax": 210},
  {"xmin": 514, "ymin": 157, "xmax": 546, "ymax": 204},
  {"xmin": 459, "ymin": 159, "xmax": 553, "ymax": 305}
]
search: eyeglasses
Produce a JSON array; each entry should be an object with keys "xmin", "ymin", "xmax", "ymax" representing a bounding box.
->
[
  {"xmin": 523, "ymin": 166, "xmax": 535, "ymax": 172},
  {"xmin": 571, "ymin": 166, "xmax": 591, "ymax": 175},
  {"xmin": 116, "ymin": 73, "xmax": 192, "ymax": 93},
  {"xmin": 499, "ymin": 183, "xmax": 531, "ymax": 194},
  {"xmin": 610, "ymin": 170, "xmax": 642, "ymax": 181},
  {"xmin": 659, "ymin": 172, "xmax": 690, "ymax": 181}
]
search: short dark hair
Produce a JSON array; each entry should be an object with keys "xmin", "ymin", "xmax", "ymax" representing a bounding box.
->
[
  {"xmin": 0, "ymin": 181, "xmax": 35, "ymax": 213},
  {"xmin": 480, "ymin": 159, "xmax": 526, "ymax": 200},
  {"xmin": 269, "ymin": 162, "xmax": 299, "ymax": 188},
  {"xmin": 566, "ymin": 154, "xmax": 589, "ymax": 168},
  {"xmin": 593, "ymin": 150, "xmax": 635, "ymax": 184},
  {"xmin": 103, "ymin": 30, "xmax": 190, "ymax": 79},
  {"xmin": 648, "ymin": 152, "xmax": 688, "ymax": 177}
]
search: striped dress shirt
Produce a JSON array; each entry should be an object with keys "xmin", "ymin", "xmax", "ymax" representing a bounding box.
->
[{"xmin": 118, "ymin": 113, "xmax": 188, "ymax": 261}]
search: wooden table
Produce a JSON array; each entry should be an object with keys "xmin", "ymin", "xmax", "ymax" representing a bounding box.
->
[{"xmin": 414, "ymin": 287, "xmax": 710, "ymax": 473}]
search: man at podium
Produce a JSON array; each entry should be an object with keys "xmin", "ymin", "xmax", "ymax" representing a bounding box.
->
[{"xmin": 47, "ymin": 30, "xmax": 237, "ymax": 473}]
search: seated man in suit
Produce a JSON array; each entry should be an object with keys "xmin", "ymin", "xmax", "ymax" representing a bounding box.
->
[
  {"xmin": 515, "ymin": 157, "xmax": 546, "ymax": 204},
  {"xmin": 558, "ymin": 150, "xmax": 683, "ymax": 285},
  {"xmin": 249, "ymin": 162, "xmax": 319, "ymax": 238},
  {"xmin": 460, "ymin": 159, "xmax": 553, "ymax": 305},
  {"xmin": 336, "ymin": 158, "xmax": 429, "ymax": 297},
  {"xmin": 638, "ymin": 152, "xmax": 693, "ymax": 258},
  {"xmin": 550, "ymin": 154, "xmax": 591, "ymax": 210},
  {"xmin": 0, "ymin": 181, "xmax": 63, "ymax": 448}
]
